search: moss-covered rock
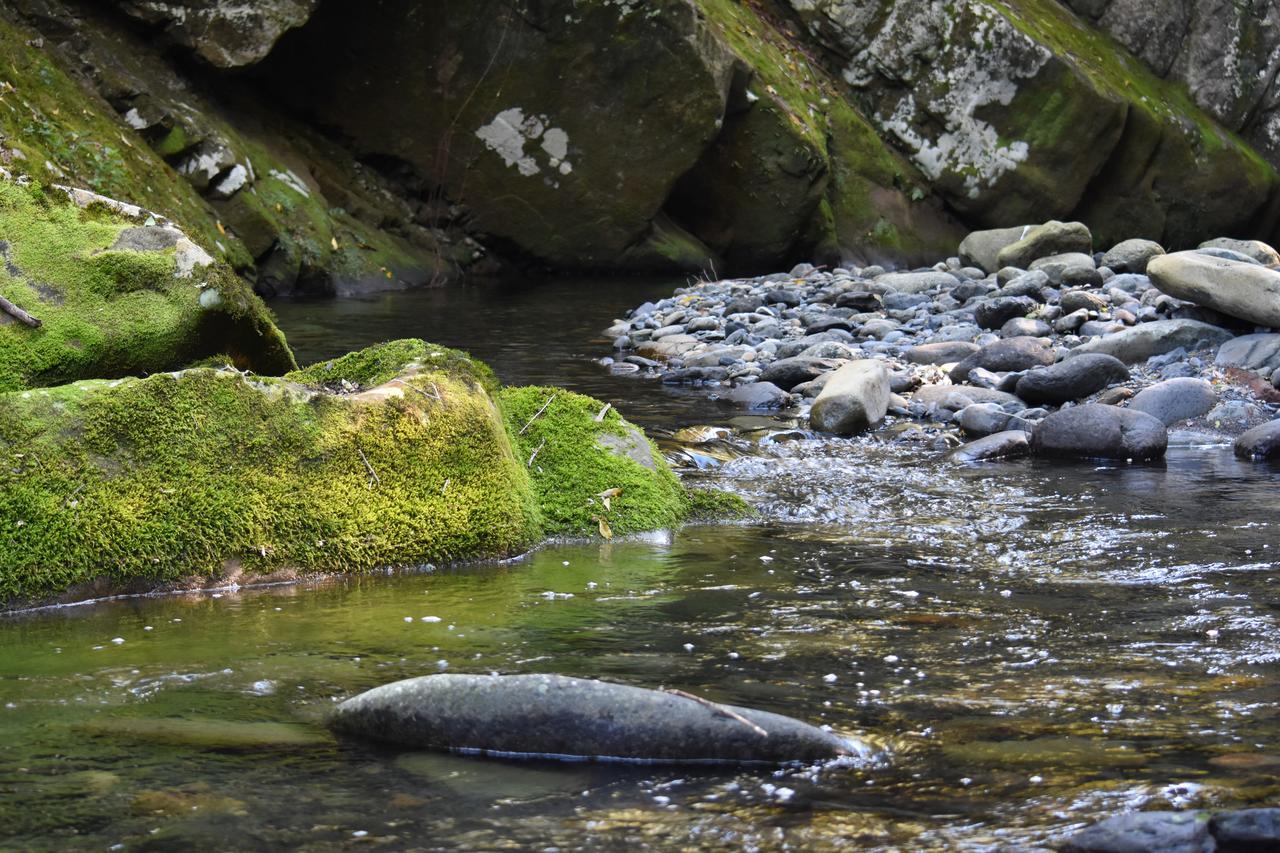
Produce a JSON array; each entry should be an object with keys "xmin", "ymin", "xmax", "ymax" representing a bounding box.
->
[
  {"xmin": 0, "ymin": 178, "xmax": 294, "ymax": 392},
  {"xmin": 0, "ymin": 341, "xmax": 730, "ymax": 605}
]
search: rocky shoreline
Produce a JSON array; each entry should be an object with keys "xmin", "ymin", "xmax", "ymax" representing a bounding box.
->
[{"xmin": 604, "ymin": 221, "xmax": 1280, "ymax": 464}]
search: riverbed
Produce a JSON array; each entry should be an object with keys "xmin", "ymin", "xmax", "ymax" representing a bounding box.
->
[{"xmin": 1, "ymin": 279, "xmax": 1277, "ymax": 850}]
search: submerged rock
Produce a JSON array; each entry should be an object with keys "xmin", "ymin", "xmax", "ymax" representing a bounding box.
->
[
  {"xmin": 329, "ymin": 674, "xmax": 860, "ymax": 765},
  {"xmin": 1060, "ymin": 811, "xmax": 1213, "ymax": 853}
]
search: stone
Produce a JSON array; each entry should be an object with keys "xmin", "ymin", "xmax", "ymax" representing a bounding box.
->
[
  {"xmin": 1234, "ymin": 418, "xmax": 1280, "ymax": 460},
  {"xmin": 1015, "ymin": 353, "xmax": 1130, "ymax": 404},
  {"xmin": 1128, "ymin": 378, "xmax": 1217, "ymax": 425},
  {"xmin": 996, "ymin": 221, "xmax": 1093, "ymax": 270},
  {"xmin": 329, "ymin": 673, "xmax": 861, "ymax": 764},
  {"xmin": 1000, "ymin": 317, "xmax": 1051, "ymax": 338},
  {"xmin": 951, "ymin": 336, "xmax": 1056, "ymax": 384},
  {"xmin": 1148, "ymin": 251, "xmax": 1280, "ymax": 327},
  {"xmin": 946, "ymin": 430, "xmax": 1031, "ymax": 463},
  {"xmin": 975, "ymin": 295, "xmax": 1038, "ymax": 330},
  {"xmin": 1215, "ymin": 333, "xmax": 1280, "ymax": 375},
  {"xmin": 1059, "ymin": 811, "xmax": 1213, "ymax": 853},
  {"xmin": 810, "ymin": 360, "xmax": 891, "ymax": 435},
  {"xmin": 1209, "ymin": 808, "xmax": 1280, "ymax": 848},
  {"xmin": 637, "ymin": 334, "xmax": 700, "ymax": 360},
  {"xmin": 1031, "ymin": 404, "xmax": 1168, "ymax": 461},
  {"xmin": 836, "ymin": 291, "xmax": 882, "ymax": 311},
  {"xmin": 906, "ymin": 341, "xmax": 980, "ymax": 365},
  {"xmin": 111, "ymin": 0, "xmax": 320, "ymax": 67},
  {"xmin": 957, "ymin": 403, "xmax": 1014, "ymax": 437},
  {"xmin": 1066, "ymin": 320, "xmax": 1234, "ymax": 364},
  {"xmin": 1198, "ymin": 238, "xmax": 1280, "ymax": 266},
  {"xmin": 722, "ymin": 381, "xmax": 791, "ymax": 411},
  {"xmin": 1061, "ymin": 290, "xmax": 1110, "ymax": 314},
  {"xmin": 1102, "ymin": 238, "xmax": 1165, "ymax": 274},
  {"xmin": 959, "ymin": 226, "xmax": 1027, "ymax": 273},
  {"xmin": 875, "ymin": 271, "xmax": 958, "ymax": 294},
  {"xmin": 912, "ymin": 384, "xmax": 1024, "ymax": 409},
  {"xmin": 758, "ymin": 357, "xmax": 839, "ymax": 391},
  {"xmin": 1031, "ymin": 252, "xmax": 1100, "ymax": 286}
]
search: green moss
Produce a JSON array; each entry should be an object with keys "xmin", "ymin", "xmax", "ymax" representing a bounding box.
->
[
  {"xmin": 0, "ymin": 179, "xmax": 294, "ymax": 391},
  {"xmin": 685, "ymin": 487, "xmax": 753, "ymax": 521},
  {"xmin": 287, "ymin": 338, "xmax": 497, "ymax": 394},
  {"xmin": 499, "ymin": 386, "xmax": 690, "ymax": 538},
  {"xmin": 0, "ymin": 354, "xmax": 541, "ymax": 603}
]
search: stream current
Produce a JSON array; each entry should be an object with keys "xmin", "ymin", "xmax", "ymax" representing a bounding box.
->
[{"xmin": 1, "ymin": 278, "xmax": 1277, "ymax": 850}]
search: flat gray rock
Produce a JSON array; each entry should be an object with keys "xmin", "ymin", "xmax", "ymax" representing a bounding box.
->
[
  {"xmin": 1066, "ymin": 320, "xmax": 1234, "ymax": 364},
  {"xmin": 906, "ymin": 341, "xmax": 980, "ymax": 364},
  {"xmin": 1216, "ymin": 332, "xmax": 1280, "ymax": 374},
  {"xmin": 1148, "ymin": 251, "xmax": 1280, "ymax": 328},
  {"xmin": 1060, "ymin": 811, "xmax": 1213, "ymax": 853},
  {"xmin": 946, "ymin": 430, "xmax": 1030, "ymax": 463},
  {"xmin": 1128, "ymin": 378, "xmax": 1216, "ymax": 426},
  {"xmin": 951, "ymin": 336, "xmax": 1056, "ymax": 384},
  {"xmin": 329, "ymin": 674, "xmax": 861, "ymax": 765},
  {"xmin": 874, "ymin": 270, "xmax": 958, "ymax": 294}
]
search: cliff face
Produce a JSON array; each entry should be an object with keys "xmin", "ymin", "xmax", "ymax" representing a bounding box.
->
[{"xmin": 2, "ymin": 0, "xmax": 1279, "ymax": 291}]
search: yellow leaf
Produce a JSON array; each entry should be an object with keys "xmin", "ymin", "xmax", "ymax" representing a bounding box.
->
[
  {"xmin": 330, "ymin": 236, "xmax": 340, "ymax": 251},
  {"xmin": 596, "ymin": 516, "xmax": 613, "ymax": 540},
  {"xmin": 215, "ymin": 220, "xmax": 226, "ymax": 236}
]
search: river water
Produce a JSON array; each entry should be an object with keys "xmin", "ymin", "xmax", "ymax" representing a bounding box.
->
[{"xmin": 1, "ymin": 279, "xmax": 1277, "ymax": 850}]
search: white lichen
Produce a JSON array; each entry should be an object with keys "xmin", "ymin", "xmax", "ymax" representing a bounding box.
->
[{"xmin": 475, "ymin": 108, "xmax": 573, "ymax": 179}]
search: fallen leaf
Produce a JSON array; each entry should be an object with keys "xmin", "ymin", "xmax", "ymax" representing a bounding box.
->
[{"xmin": 595, "ymin": 516, "xmax": 613, "ymax": 540}]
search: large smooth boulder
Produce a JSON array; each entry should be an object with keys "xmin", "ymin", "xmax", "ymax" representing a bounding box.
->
[
  {"xmin": 1128, "ymin": 378, "xmax": 1217, "ymax": 426},
  {"xmin": 1101, "ymin": 238, "xmax": 1165, "ymax": 274},
  {"xmin": 1199, "ymin": 238, "xmax": 1280, "ymax": 266},
  {"xmin": 951, "ymin": 336, "xmax": 1056, "ymax": 384},
  {"xmin": 1067, "ymin": 320, "xmax": 1234, "ymax": 364},
  {"xmin": 810, "ymin": 359, "xmax": 890, "ymax": 435},
  {"xmin": 1148, "ymin": 251, "xmax": 1280, "ymax": 328},
  {"xmin": 997, "ymin": 221, "xmax": 1093, "ymax": 270},
  {"xmin": 1015, "ymin": 354, "xmax": 1130, "ymax": 404},
  {"xmin": 1031, "ymin": 404, "xmax": 1168, "ymax": 461},
  {"xmin": 1234, "ymin": 419, "xmax": 1280, "ymax": 460},
  {"xmin": 959, "ymin": 225, "xmax": 1027, "ymax": 273},
  {"xmin": 329, "ymin": 674, "xmax": 861, "ymax": 764}
]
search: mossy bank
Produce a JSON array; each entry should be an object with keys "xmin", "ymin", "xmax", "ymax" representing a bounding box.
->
[{"xmin": 0, "ymin": 339, "xmax": 728, "ymax": 607}]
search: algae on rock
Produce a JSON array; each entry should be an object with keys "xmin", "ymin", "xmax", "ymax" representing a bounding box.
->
[{"xmin": 0, "ymin": 178, "xmax": 294, "ymax": 392}]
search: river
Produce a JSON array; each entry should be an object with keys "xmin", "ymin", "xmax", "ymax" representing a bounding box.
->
[{"xmin": 1, "ymin": 278, "xmax": 1277, "ymax": 850}]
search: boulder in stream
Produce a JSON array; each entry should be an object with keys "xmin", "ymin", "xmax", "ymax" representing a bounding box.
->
[{"xmin": 329, "ymin": 673, "xmax": 863, "ymax": 765}]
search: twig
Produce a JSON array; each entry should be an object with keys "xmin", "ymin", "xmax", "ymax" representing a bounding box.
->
[
  {"xmin": 518, "ymin": 394, "xmax": 556, "ymax": 435},
  {"xmin": 357, "ymin": 447, "xmax": 380, "ymax": 489},
  {"xmin": 441, "ymin": 477, "xmax": 450, "ymax": 494},
  {"xmin": 662, "ymin": 687, "xmax": 769, "ymax": 738},
  {"xmin": 594, "ymin": 402, "xmax": 611, "ymax": 422},
  {"xmin": 527, "ymin": 438, "xmax": 546, "ymax": 468},
  {"xmin": 0, "ymin": 293, "xmax": 40, "ymax": 328},
  {"xmin": 62, "ymin": 482, "xmax": 84, "ymax": 508}
]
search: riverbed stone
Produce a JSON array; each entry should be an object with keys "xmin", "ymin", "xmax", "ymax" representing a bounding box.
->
[
  {"xmin": 1234, "ymin": 418, "xmax": 1280, "ymax": 459},
  {"xmin": 1061, "ymin": 289, "xmax": 1110, "ymax": 314},
  {"xmin": 1128, "ymin": 378, "xmax": 1217, "ymax": 425},
  {"xmin": 1198, "ymin": 238, "xmax": 1280, "ymax": 267},
  {"xmin": 1215, "ymin": 332, "xmax": 1280, "ymax": 375},
  {"xmin": 1031, "ymin": 404, "xmax": 1168, "ymax": 461},
  {"xmin": 913, "ymin": 384, "xmax": 1024, "ymax": 409},
  {"xmin": 810, "ymin": 360, "xmax": 890, "ymax": 435},
  {"xmin": 957, "ymin": 403, "xmax": 1016, "ymax": 437},
  {"xmin": 876, "ymin": 271, "xmax": 957, "ymax": 294},
  {"xmin": 959, "ymin": 226, "xmax": 1027, "ymax": 273},
  {"xmin": 1014, "ymin": 354, "xmax": 1130, "ymax": 404},
  {"xmin": 1147, "ymin": 251, "xmax": 1280, "ymax": 327},
  {"xmin": 975, "ymin": 295, "xmax": 1038, "ymax": 330},
  {"xmin": 1066, "ymin": 319, "xmax": 1234, "ymax": 364},
  {"xmin": 1101, "ymin": 238, "xmax": 1166, "ymax": 274},
  {"xmin": 1209, "ymin": 808, "xmax": 1280, "ymax": 848},
  {"xmin": 946, "ymin": 430, "xmax": 1030, "ymax": 463},
  {"xmin": 951, "ymin": 336, "xmax": 1056, "ymax": 384},
  {"xmin": 759, "ymin": 357, "xmax": 839, "ymax": 391},
  {"xmin": 906, "ymin": 341, "xmax": 980, "ymax": 365},
  {"xmin": 1059, "ymin": 811, "xmax": 1213, "ymax": 853},
  {"xmin": 996, "ymin": 221, "xmax": 1093, "ymax": 270},
  {"xmin": 1000, "ymin": 317, "xmax": 1052, "ymax": 338},
  {"xmin": 722, "ymin": 381, "xmax": 791, "ymax": 411},
  {"xmin": 1032, "ymin": 253, "xmax": 1100, "ymax": 287}
]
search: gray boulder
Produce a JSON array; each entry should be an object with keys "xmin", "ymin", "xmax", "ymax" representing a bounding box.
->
[
  {"xmin": 1234, "ymin": 419, "xmax": 1280, "ymax": 460},
  {"xmin": 959, "ymin": 226, "xmax": 1027, "ymax": 274},
  {"xmin": 875, "ymin": 271, "xmax": 958, "ymax": 294},
  {"xmin": 1198, "ymin": 238, "xmax": 1280, "ymax": 266},
  {"xmin": 946, "ymin": 430, "xmax": 1031, "ymax": 463},
  {"xmin": 1031, "ymin": 404, "xmax": 1168, "ymax": 461},
  {"xmin": 1209, "ymin": 808, "xmax": 1280, "ymax": 849},
  {"xmin": 1030, "ymin": 252, "xmax": 1098, "ymax": 286},
  {"xmin": 1128, "ymin": 378, "xmax": 1217, "ymax": 425},
  {"xmin": 996, "ymin": 221, "xmax": 1093, "ymax": 270},
  {"xmin": 1215, "ymin": 332, "xmax": 1280, "ymax": 375},
  {"xmin": 1147, "ymin": 251, "xmax": 1280, "ymax": 327},
  {"xmin": 810, "ymin": 360, "xmax": 890, "ymax": 435},
  {"xmin": 912, "ymin": 384, "xmax": 1024, "ymax": 409},
  {"xmin": 1000, "ymin": 317, "xmax": 1052, "ymax": 338},
  {"xmin": 1015, "ymin": 353, "xmax": 1130, "ymax": 404},
  {"xmin": 1101, "ymin": 238, "xmax": 1165, "ymax": 273},
  {"xmin": 951, "ymin": 336, "xmax": 1056, "ymax": 384},
  {"xmin": 329, "ymin": 674, "xmax": 859, "ymax": 764},
  {"xmin": 111, "ymin": 0, "xmax": 319, "ymax": 67},
  {"xmin": 906, "ymin": 341, "xmax": 980, "ymax": 365},
  {"xmin": 1066, "ymin": 319, "xmax": 1234, "ymax": 364},
  {"xmin": 1060, "ymin": 811, "xmax": 1213, "ymax": 853},
  {"xmin": 759, "ymin": 357, "xmax": 838, "ymax": 391},
  {"xmin": 723, "ymin": 381, "xmax": 791, "ymax": 411},
  {"xmin": 957, "ymin": 403, "xmax": 1014, "ymax": 437}
]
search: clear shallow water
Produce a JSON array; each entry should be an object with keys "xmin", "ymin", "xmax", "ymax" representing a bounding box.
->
[{"xmin": 0, "ymin": 280, "xmax": 1277, "ymax": 850}]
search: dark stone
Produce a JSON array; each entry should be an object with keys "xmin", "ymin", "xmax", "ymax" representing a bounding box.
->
[
  {"xmin": 1209, "ymin": 807, "xmax": 1280, "ymax": 850},
  {"xmin": 329, "ymin": 674, "xmax": 858, "ymax": 764},
  {"xmin": 1014, "ymin": 353, "xmax": 1130, "ymax": 404},
  {"xmin": 1234, "ymin": 418, "xmax": 1280, "ymax": 460},
  {"xmin": 1060, "ymin": 811, "xmax": 1213, "ymax": 853},
  {"xmin": 951, "ymin": 336, "xmax": 1056, "ymax": 384},
  {"xmin": 804, "ymin": 315, "xmax": 854, "ymax": 334},
  {"xmin": 836, "ymin": 291, "xmax": 881, "ymax": 311},
  {"xmin": 722, "ymin": 381, "xmax": 791, "ymax": 411},
  {"xmin": 1031, "ymin": 404, "xmax": 1168, "ymax": 461},
  {"xmin": 724, "ymin": 297, "xmax": 763, "ymax": 316},
  {"xmin": 764, "ymin": 289, "xmax": 802, "ymax": 307},
  {"xmin": 975, "ymin": 295, "xmax": 1038, "ymax": 329},
  {"xmin": 946, "ymin": 430, "xmax": 1030, "ymax": 463},
  {"xmin": 759, "ymin": 357, "xmax": 837, "ymax": 391}
]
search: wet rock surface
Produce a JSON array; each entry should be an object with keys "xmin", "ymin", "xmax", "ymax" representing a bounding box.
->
[{"xmin": 606, "ymin": 228, "xmax": 1280, "ymax": 466}]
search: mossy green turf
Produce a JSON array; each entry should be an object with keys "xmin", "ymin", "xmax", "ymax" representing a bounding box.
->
[
  {"xmin": 499, "ymin": 386, "xmax": 690, "ymax": 538},
  {"xmin": 0, "ymin": 341, "xmax": 743, "ymax": 603},
  {"xmin": 0, "ymin": 180, "xmax": 294, "ymax": 391}
]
